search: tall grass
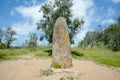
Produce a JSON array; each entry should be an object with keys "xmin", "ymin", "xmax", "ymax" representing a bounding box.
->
[{"xmin": 73, "ymin": 47, "xmax": 120, "ymax": 67}]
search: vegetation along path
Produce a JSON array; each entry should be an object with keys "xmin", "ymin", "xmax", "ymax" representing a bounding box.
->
[{"xmin": 0, "ymin": 54, "xmax": 120, "ymax": 80}]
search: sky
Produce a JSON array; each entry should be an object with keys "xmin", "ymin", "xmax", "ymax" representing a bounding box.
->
[{"xmin": 0, "ymin": 0, "xmax": 120, "ymax": 47}]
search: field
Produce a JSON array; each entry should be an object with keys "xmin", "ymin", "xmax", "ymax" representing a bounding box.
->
[
  {"xmin": 0, "ymin": 48, "xmax": 30, "ymax": 60},
  {"xmin": 0, "ymin": 47, "xmax": 120, "ymax": 80},
  {"xmin": 72, "ymin": 47, "xmax": 120, "ymax": 67},
  {"xmin": 0, "ymin": 47, "xmax": 120, "ymax": 67}
]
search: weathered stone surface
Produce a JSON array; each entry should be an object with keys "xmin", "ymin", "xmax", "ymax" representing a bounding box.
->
[{"xmin": 52, "ymin": 17, "xmax": 72, "ymax": 68}]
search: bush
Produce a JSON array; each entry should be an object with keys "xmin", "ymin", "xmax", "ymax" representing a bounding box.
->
[{"xmin": 0, "ymin": 42, "xmax": 5, "ymax": 49}]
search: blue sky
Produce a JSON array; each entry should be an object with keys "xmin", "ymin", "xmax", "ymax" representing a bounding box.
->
[{"xmin": 0, "ymin": 0, "xmax": 120, "ymax": 46}]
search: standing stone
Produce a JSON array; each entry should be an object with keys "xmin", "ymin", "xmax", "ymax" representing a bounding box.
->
[{"xmin": 52, "ymin": 17, "xmax": 72, "ymax": 68}]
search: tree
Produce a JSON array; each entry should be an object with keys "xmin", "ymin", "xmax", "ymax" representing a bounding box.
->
[
  {"xmin": 79, "ymin": 25, "xmax": 104, "ymax": 48},
  {"xmin": 79, "ymin": 31, "xmax": 98, "ymax": 48},
  {"xmin": 118, "ymin": 16, "xmax": 120, "ymax": 26},
  {"xmin": 103, "ymin": 24, "xmax": 120, "ymax": 51},
  {"xmin": 4, "ymin": 27, "xmax": 16, "ymax": 48},
  {"xmin": 0, "ymin": 29, "xmax": 5, "ymax": 49},
  {"xmin": 79, "ymin": 16, "xmax": 120, "ymax": 51},
  {"xmin": 37, "ymin": 0, "xmax": 84, "ymax": 44},
  {"xmin": 0, "ymin": 29, "xmax": 4, "ymax": 43},
  {"xmin": 27, "ymin": 33, "xmax": 38, "ymax": 48}
]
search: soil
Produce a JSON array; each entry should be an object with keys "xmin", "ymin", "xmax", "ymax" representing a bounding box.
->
[{"xmin": 0, "ymin": 54, "xmax": 120, "ymax": 80}]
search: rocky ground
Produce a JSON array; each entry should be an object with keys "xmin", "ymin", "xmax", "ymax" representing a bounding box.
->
[{"xmin": 0, "ymin": 54, "xmax": 120, "ymax": 80}]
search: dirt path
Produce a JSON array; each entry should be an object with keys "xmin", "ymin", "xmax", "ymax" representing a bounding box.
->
[{"xmin": 0, "ymin": 54, "xmax": 120, "ymax": 80}]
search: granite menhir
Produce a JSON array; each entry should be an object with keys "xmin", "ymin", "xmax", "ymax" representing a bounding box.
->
[{"xmin": 52, "ymin": 17, "xmax": 72, "ymax": 68}]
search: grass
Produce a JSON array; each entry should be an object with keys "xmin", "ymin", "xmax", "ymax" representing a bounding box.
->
[
  {"xmin": 51, "ymin": 63, "xmax": 62, "ymax": 68},
  {"xmin": 71, "ymin": 50, "xmax": 84, "ymax": 58},
  {"xmin": 73, "ymin": 47, "xmax": 120, "ymax": 67},
  {"xmin": 0, "ymin": 47, "xmax": 52, "ymax": 60},
  {"xmin": 34, "ymin": 47, "xmax": 52, "ymax": 57},
  {"xmin": 0, "ymin": 48, "xmax": 30, "ymax": 60},
  {"xmin": 0, "ymin": 47, "xmax": 120, "ymax": 67}
]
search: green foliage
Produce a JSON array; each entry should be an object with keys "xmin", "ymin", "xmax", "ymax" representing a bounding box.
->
[
  {"xmin": 51, "ymin": 63, "xmax": 61, "ymax": 68},
  {"xmin": 79, "ymin": 16, "xmax": 120, "ymax": 51},
  {"xmin": 0, "ymin": 42, "xmax": 5, "ymax": 49},
  {"xmin": 103, "ymin": 24, "xmax": 120, "ymax": 51},
  {"xmin": 37, "ymin": 0, "xmax": 84, "ymax": 44},
  {"xmin": 26, "ymin": 33, "xmax": 38, "ymax": 48},
  {"xmin": 0, "ymin": 29, "xmax": 4, "ymax": 43},
  {"xmin": 4, "ymin": 27, "xmax": 16, "ymax": 48},
  {"xmin": 118, "ymin": 16, "xmax": 120, "ymax": 25}
]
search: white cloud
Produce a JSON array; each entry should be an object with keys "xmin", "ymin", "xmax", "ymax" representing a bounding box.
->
[
  {"xmin": 13, "ymin": 35, "xmax": 19, "ymax": 39},
  {"xmin": 11, "ymin": 4, "xmax": 43, "ymax": 35},
  {"xmin": 72, "ymin": 0, "xmax": 95, "ymax": 46},
  {"xmin": 12, "ymin": 22, "xmax": 36, "ymax": 35},
  {"xmin": 72, "ymin": 27, "xmax": 89, "ymax": 47},
  {"xmin": 72, "ymin": 0, "xmax": 94, "ymax": 18},
  {"xmin": 111, "ymin": 0, "xmax": 120, "ymax": 4},
  {"xmin": 15, "ymin": 5, "xmax": 42, "ymax": 23},
  {"xmin": 101, "ymin": 18, "xmax": 115, "ymax": 24},
  {"xmin": 12, "ymin": 0, "xmax": 95, "ymax": 46}
]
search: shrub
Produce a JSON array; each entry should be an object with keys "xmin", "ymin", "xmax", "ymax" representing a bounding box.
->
[{"xmin": 0, "ymin": 42, "xmax": 5, "ymax": 49}]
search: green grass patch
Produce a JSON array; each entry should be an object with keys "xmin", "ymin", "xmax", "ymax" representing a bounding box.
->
[
  {"xmin": 34, "ymin": 48, "xmax": 52, "ymax": 57},
  {"xmin": 71, "ymin": 50, "xmax": 84, "ymax": 58},
  {"xmin": 0, "ymin": 48, "xmax": 30, "ymax": 60},
  {"xmin": 1, "ymin": 46, "xmax": 120, "ymax": 67},
  {"xmin": 51, "ymin": 63, "xmax": 61, "ymax": 68},
  {"xmin": 73, "ymin": 47, "xmax": 120, "ymax": 67},
  {"xmin": 34, "ymin": 50, "xmax": 50, "ymax": 57}
]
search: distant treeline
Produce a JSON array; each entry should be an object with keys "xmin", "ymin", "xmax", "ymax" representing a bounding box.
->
[
  {"xmin": 0, "ymin": 27, "xmax": 16, "ymax": 49},
  {"xmin": 0, "ymin": 27, "xmax": 38, "ymax": 49},
  {"xmin": 79, "ymin": 16, "xmax": 120, "ymax": 51}
]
